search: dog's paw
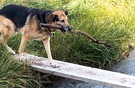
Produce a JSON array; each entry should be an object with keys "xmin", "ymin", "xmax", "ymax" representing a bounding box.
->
[
  {"xmin": 7, "ymin": 48, "xmax": 16, "ymax": 55},
  {"xmin": 10, "ymin": 51, "xmax": 16, "ymax": 55},
  {"xmin": 19, "ymin": 56, "xmax": 27, "ymax": 61},
  {"xmin": 50, "ymin": 62, "xmax": 60, "ymax": 68}
]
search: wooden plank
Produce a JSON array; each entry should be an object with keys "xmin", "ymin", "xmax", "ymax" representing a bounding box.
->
[{"xmin": 14, "ymin": 53, "xmax": 135, "ymax": 88}]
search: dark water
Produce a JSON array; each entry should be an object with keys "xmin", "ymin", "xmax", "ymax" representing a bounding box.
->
[{"xmin": 44, "ymin": 77, "xmax": 111, "ymax": 88}]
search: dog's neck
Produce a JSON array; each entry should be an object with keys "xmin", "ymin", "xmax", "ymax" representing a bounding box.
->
[
  {"xmin": 29, "ymin": 9, "xmax": 56, "ymax": 37},
  {"xmin": 34, "ymin": 10, "xmax": 54, "ymax": 35},
  {"xmin": 44, "ymin": 11, "xmax": 53, "ymax": 23}
]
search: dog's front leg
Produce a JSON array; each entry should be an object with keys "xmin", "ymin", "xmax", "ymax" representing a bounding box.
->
[
  {"xmin": 43, "ymin": 37, "xmax": 59, "ymax": 68},
  {"xmin": 18, "ymin": 35, "xmax": 29, "ymax": 61}
]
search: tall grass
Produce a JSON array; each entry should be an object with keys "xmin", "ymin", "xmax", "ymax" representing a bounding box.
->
[
  {"xmin": 0, "ymin": 1, "xmax": 135, "ymax": 86},
  {"xmin": 0, "ymin": 44, "xmax": 42, "ymax": 88}
]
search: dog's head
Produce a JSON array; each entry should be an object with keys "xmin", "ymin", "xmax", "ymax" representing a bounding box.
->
[{"xmin": 47, "ymin": 11, "xmax": 71, "ymax": 34}]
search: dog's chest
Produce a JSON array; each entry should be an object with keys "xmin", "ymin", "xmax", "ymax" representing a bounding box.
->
[
  {"xmin": 30, "ymin": 32, "xmax": 49, "ymax": 41},
  {"xmin": 18, "ymin": 27, "xmax": 49, "ymax": 41},
  {"xmin": 33, "ymin": 37, "xmax": 46, "ymax": 41}
]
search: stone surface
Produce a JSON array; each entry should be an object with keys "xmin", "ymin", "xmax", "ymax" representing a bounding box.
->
[
  {"xmin": 110, "ymin": 50, "xmax": 135, "ymax": 75},
  {"xmin": 14, "ymin": 51, "xmax": 135, "ymax": 88}
]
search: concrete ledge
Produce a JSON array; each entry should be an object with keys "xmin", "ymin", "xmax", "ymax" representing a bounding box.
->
[{"xmin": 14, "ymin": 53, "xmax": 135, "ymax": 88}]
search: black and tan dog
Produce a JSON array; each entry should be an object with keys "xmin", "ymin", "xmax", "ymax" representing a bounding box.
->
[{"xmin": 0, "ymin": 4, "xmax": 71, "ymax": 67}]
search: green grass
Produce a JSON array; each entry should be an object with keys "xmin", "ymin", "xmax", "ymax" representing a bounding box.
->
[
  {"xmin": 1, "ymin": 0, "xmax": 135, "ymax": 87},
  {"xmin": 0, "ymin": 44, "xmax": 42, "ymax": 88}
]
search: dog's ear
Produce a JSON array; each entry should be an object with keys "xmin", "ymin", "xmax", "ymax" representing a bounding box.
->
[
  {"xmin": 64, "ymin": 11, "xmax": 68, "ymax": 15},
  {"xmin": 48, "ymin": 14, "xmax": 59, "ymax": 22},
  {"xmin": 52, "ymin": 14, "xmax": 59, "ymax": 22}
]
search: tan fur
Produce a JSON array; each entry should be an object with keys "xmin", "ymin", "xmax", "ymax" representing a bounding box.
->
[{"xmin": 0, "ymin": 16, "xmax": 15, "ymax": 54}]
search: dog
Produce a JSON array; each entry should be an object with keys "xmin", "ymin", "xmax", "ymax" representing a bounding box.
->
[{"xmin": 0, "ymin": 4, "xmax": 71, "ymax": 68}]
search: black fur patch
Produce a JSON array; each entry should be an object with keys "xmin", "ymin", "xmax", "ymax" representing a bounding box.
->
[
  {"xmin": 0, "ymin": 5, "xmax": 29, "ymax": 28},
  {"xmin": 0, "ymin": 4, "xmax": 53, "ymax": 29}
]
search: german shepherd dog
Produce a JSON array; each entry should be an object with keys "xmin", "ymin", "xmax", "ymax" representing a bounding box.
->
[{"xmin": 0, "ymin": 4, "xmax": 71, "ymax": 67}]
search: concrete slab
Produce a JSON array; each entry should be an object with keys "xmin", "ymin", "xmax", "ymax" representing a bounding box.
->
[{"xmin": 14, "ymin": 53, "xmax": 135, "ymax": 88}]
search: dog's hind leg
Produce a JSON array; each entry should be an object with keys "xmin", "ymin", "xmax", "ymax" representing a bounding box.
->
[
  {"xmin": 0, "ymin": 31, "xmax": 15, "ymax": 54},
  {"xmin": 0, "ymin": 16, "xmax": 16, "ymax": 54}
]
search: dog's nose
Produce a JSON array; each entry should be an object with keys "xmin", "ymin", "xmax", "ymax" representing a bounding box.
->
[
  {"xmin": 68, "ymin": 26, "xmax": 72, "ymax": 31},
  {"xmin": 62, "ymin": 26, "xmax": 71, "ymax": 31}
]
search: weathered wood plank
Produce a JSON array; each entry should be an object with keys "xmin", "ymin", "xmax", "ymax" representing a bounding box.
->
[{"xmin": 14, "ymin": 53, "xmax": 135, "ymax": 88}]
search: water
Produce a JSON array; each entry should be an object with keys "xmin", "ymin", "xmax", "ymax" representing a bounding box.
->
[{"xmin": 44, "ymin": 77, "xmax": 111, "ymax": 88}]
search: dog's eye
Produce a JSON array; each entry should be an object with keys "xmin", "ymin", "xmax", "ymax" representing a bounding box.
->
[
  {"xmin": 56, "ymin": 18, "xmax": 59, "ymax": 21},
  {"xmin": 61, "ymin": 20, "xmax": 64, "ymax": 22}
]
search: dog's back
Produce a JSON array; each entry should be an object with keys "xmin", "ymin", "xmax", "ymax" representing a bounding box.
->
[
  {"xmin": 0, "ymin": 5, "xmax": 53, "ymax": 29},
  {"xmin": 0, "ymin": 5, "xmax": 31, "ymax": 29}
]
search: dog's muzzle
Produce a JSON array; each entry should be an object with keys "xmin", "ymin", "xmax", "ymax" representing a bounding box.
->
[
  {"xmin": 63, "ymin": 26, "xmax": 72, "ymax": 31},
  {"xmin": 58, "ymin": 24, "xmax": 72, "ymax": 34}
]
